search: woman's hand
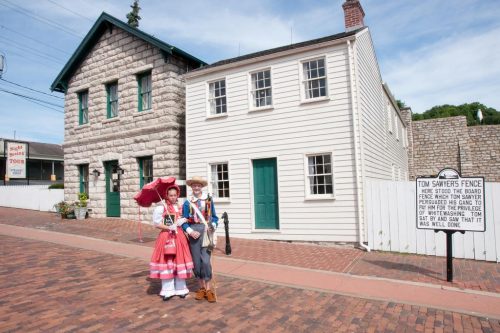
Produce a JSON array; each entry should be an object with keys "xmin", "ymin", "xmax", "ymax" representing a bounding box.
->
[{"xmin": 190, "ymin": 231, "xmax": 201, "ymax": 239}]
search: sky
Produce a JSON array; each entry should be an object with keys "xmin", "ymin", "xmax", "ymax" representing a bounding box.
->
[{"xmin": 0, "ymin": 0, "xmax": 499, "ymax": 144}]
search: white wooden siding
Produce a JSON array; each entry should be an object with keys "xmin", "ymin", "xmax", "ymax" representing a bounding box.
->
[
  {"xmin": 186, "ymin": 43, "xmax": 360, "ymax": 242},
  {"xmin": 355, "ymin": 30, "xmax": 408, "ymax": 182}
]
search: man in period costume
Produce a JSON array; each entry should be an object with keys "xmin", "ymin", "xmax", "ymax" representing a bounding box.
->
[{"xmin": 181, "ymin": 176, "xmax": 218, "ymax": 303}]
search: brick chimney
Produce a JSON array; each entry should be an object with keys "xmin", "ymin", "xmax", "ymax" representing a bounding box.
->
[{"xmin": 342, "ymin": 0, "xmax": 365, "ymax": 32}]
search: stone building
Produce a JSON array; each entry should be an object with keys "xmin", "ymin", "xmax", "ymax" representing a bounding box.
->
[
  {"xmin": 407, "ymin": 114, "xmax": 500, "ymax": 182},
  {"xmin": 51, "ymin": 13, "xmax": 205, "ymax": 219}
]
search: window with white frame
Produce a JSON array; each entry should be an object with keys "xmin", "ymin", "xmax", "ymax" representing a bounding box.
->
[
  {"xmin": 208, "ymin": 79, "xmax": 227, "ymax": 115},
  {"xmin": 210, "ymin": 163, "xmax": 230, "ymax": 198},
  {"xmin": 302, "ymin": 58, "xmax": 327, "ymax": 99},
  {"xmin": 251, "ymin": 69, "xmax": 272, "ymax": 108},
  {"xmin": 307, "ymin": 154, "xmax": 333, "ymax": 195}
]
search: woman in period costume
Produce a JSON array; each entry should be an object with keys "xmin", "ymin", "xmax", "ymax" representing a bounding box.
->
[
  {"xmin": 150, "ymin": 184, "xmax": 194, "ymax": 301},
  {"xmin": 181, "ymin": 176, "xmax": 219, "ymax": 303}
]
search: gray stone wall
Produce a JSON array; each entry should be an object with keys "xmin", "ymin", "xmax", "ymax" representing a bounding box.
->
[
  {"xmin": 63, "ymin": 26, "xmax": 189, "ymax": 220},
  {"xmin": 408, "ymin": 116, "xmax": 500, "ymax": 182},
  {"xmin": 468, "ymin": 125, "xmax": 500, "ymax": 182},
  {"xmin": 411, "ymin": 117, "xmax": 466, "ymax": 177}
]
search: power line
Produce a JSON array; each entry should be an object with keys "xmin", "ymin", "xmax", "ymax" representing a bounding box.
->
[
  {"xmin": 0, "ymin": 48, "xmax": 62, "ymax": 70},
  {"xmin": 0, "ymin": 88, "xmax": 64, "ymax": 109},
  {"xmin": 0, "ymin": 89, "xmax": 64, "ymax": 114},
  {"xmin": 0, "ymin": 24, "xmax": 72, "ymax": 56},
  {"xmin": 0, "ymin": 78, "xmax": 64, "ymax": 100},
  {"xmin": 45, "ymin": 0, "xmax": 94, "ymax": 22},
  {"xmin": 0, "ymin": 0, "xmax": 84, "ymax": 39},
  {"xmin": 0, "ymin": 36, "xmax": 66, "ymax": 64}
]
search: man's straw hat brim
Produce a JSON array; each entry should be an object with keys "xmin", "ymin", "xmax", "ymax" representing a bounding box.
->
[{"xmin": 186, "ymin": 176, "xmax": 208, "ymax": 187}]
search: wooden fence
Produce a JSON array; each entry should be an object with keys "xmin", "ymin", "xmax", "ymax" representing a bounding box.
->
[
  {"xmin": 364, "ymin": 180, "xmax": 500, "ymax": 262},
  {"xmin": 0, "ymin": 185, "xmax": 64, "ymax": 212}
]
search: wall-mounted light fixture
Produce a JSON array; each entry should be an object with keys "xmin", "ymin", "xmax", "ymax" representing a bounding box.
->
[{"xmin": 92, "ymin": 169, "xmax": 101, "ymax": 177}]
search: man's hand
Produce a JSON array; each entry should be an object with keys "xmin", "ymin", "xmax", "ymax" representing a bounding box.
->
[{"xmin": 190, "ymin": 230, "xmax": 201, "ymax": 239}]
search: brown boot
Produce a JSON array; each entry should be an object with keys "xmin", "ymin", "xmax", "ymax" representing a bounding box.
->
[
  {"xmin": 194, "ymin": 288, "xmax": 207, "ymax": 300},
  {"xmin": 206, "ymin": 289, "xmax": 217, "ymax": 303}
]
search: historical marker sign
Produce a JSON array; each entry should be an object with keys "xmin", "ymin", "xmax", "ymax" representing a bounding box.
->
[{"xmin": 416, "ymin": 168, "xmax": 485, "ymax": 232}]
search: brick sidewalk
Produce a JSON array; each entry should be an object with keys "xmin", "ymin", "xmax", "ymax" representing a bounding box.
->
[
  {"xmin": 2, "ymin": 234, "xmax": 499, "ymax": 332},
  {"xmin": 1, "ymin": 207, "xmax": 499, "ymax": 293}
]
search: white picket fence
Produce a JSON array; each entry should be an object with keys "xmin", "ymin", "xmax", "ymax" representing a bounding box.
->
[
  {"xmin": 0, "ymin": 185, "xmax": 64, "ymax": 212},
  {"xmin": 364, "ymin": 180, "xmax": 500, "ymax": 262}
]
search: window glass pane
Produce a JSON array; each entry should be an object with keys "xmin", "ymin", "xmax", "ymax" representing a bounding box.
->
[
  {"xmin": 210, "ymin": 163, "xmax": 229, "ymax": 198},
  {"xmin": 307, "ymin": 154, "xmax": 333, "ymax": 196},
  {"xmin": 209, "ymin": 80, "xmax": 227, "ymax": 115}
]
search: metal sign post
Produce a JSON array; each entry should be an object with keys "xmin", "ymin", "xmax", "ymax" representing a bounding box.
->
[{"xmin": 417, "ymin": 168, "xmax": 485, "ymax": 282}]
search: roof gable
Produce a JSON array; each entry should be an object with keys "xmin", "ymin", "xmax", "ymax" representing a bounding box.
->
[{"xmin": 50, "ymin": 12, "xmax": 206, "ymax": 92}]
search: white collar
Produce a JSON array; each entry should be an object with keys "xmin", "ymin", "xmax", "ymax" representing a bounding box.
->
[{"xmin": 190, "ymin": 192, "xmax": 208, "ymax": 202}]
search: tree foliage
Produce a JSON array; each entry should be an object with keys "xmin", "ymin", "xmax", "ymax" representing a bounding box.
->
[
  {"xmin": 126, "ymin": 0, "xmax": 141, "ymax": 28},
  {"xmin": 412, "ymin": 102, "xmax": 500, "ymax": 126}
]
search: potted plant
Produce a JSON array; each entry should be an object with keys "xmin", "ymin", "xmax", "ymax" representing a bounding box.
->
[
  {"xmin": 54, "ymin": 201, "xmax": 75, "ymax": 219},
  {"xmin": 74, "ymin": 192, "xmax": 88, "ymax": 220}
]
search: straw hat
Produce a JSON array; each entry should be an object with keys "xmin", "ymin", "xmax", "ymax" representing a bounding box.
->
[{"xmin": 186, "ymin": 176, "xmax": 208, "ymax": 187}]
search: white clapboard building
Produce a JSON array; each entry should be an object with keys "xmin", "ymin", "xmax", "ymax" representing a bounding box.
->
[{"xmin": 184, "ymin": 0, "xmax": 408, "ymax": 244}]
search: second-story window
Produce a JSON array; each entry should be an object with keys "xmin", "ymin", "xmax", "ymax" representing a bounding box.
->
[
  {"xmin": 303, "ymin": 58, "xmax": 327, "ymax": 99},
  {"xmin": 78, "ymin": 90, "xmax": 89, "ymax": 125},
  {"xmin": 138, "ymin": 72, "xmax": 152, "ymax": 112},
  {"xmin": 208, "ymin": 79, "xmax": 227, "ymax": 115},
  {"xmin": 106, "ymin": 82, "xmax": 119, "ymax": 118},
  {"xmin": 251, "ymin": 70, "xmax": 272, "ymax": 108}
]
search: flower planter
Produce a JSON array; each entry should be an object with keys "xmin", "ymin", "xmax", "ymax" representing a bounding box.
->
[{"xmin": 74, "ymin": 207, "xmax": 88, "ymax": 220}]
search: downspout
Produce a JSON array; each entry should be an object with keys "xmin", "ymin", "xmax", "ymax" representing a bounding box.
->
[{"xmin": 347, "ymin": 39, "xmax": 370, "ymax": 252}]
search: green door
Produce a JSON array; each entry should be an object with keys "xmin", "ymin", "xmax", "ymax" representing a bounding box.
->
[
  {"xmin": 253, "ymin": 158, "xmax": 279, "ymax": 229},
  {"xmin": 105, "ymin": 161, "xmax": 121, "ymax": 217}
]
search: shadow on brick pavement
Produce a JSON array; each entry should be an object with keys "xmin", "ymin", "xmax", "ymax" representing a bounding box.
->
[
  {"xmin": 1, "ymin": 235, "xmax": 499, "ymax": 332},
  {"xmin": 1, "ymin": 207, "xmax": 499, "ymax": 294}
]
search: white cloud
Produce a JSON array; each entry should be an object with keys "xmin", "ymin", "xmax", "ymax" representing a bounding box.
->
[{"xmin": 383, "ymin": 26, "xmax": 500, "ymax": 113}]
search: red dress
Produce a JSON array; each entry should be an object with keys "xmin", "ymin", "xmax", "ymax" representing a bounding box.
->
[{"xmin": 149, "ymin": 203, "xmax": 193, "ymax": 279}]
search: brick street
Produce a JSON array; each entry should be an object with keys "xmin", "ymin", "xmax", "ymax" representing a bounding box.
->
[{"xmin": 1, "ymin": 208, "xmax": 500, "ymax": 332}]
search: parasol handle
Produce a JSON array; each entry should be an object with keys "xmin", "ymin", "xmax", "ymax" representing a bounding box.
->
[{"xmin": 138, "ymin": 206, "xmax": 143, "ymax": 243}]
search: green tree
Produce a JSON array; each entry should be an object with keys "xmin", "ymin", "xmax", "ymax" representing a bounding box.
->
[
  {"xmin": 396, "ymin": 99, "xmax": 406, "ymax": 109},
  {"xmin": 126, "ymin": 0, "xmax": 141, "ymax": 28},
  {"xmin": 412, "ymin": 102, "xmax": 500, "ymax": 126}
]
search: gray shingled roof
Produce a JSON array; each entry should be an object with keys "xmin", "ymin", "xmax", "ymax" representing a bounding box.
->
[
  {"xmin": 1, "ymin": 138, "xmax": 63, "ymax": 160},
  {"xmin": 193, "ymin": 27, "xmax": 365, "ymax": 73}
]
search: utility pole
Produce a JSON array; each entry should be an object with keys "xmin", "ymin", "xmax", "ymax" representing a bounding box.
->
[{"xmin": 0, "ymin": 53, "xmax": 5, "ymax": 79}]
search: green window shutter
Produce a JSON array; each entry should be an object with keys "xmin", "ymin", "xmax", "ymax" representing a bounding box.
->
[
  {"xmin": 79, "ymin": 165, "xmax": 84, "ymax": 193},
  {"xmin": 137, "ymin": 74, "xmax": 143, "ymax": 112},
  {"xmin": 139, "ymin": 158, "xmax": 144, "ymax": 188},
  {"xmin": 106, "ymin": 85, "xmax": 111, "ymax": 118},
  {"xmin": 78, "ymin": 93, "xmax": 83, "ymax": 125}
]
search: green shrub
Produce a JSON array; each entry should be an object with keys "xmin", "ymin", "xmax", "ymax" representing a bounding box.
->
[{"xmin": 48, "ymin": 183, "xmax": 64, "ymax": 189}]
